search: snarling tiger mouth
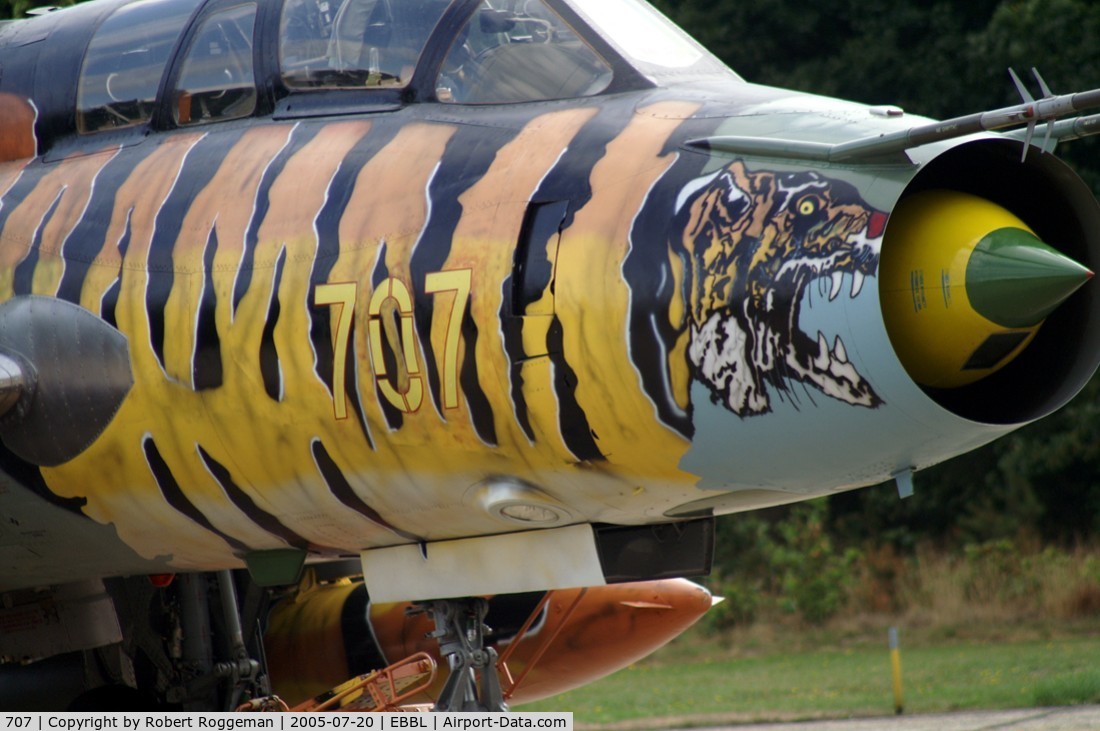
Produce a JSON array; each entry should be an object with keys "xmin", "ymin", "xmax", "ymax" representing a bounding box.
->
[{"xmin": 674, "ymin": 161, "xmax": 886, "ymax": 417}]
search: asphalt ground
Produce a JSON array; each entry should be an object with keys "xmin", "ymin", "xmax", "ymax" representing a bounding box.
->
[{"xmin": 692, "ymin": 706, "xmax": 1100, "ymax": 730}]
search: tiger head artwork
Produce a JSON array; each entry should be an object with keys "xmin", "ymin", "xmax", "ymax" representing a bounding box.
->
[{"xmin": 673, "ymin": 161, "xmax": 887, "ymax": 417}]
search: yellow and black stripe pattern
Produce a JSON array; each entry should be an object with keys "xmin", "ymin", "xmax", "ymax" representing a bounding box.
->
[
  {"xmin": 0, "ymin": 93, "xmax": 714, "ymax": 569},
  {"xmin": 0, "ymin": 88, "xmax": 888, "ymax": 572}
]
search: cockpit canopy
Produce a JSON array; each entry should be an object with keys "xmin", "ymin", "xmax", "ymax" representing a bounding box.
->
[
  {"xmin": 2, "ymin": 0, "xmax": 738, "ymax": 148},
  {"xmin": 279, "ymin": 0, "xmax": 617, "ymax": 104},
  {"xmin": 280, "ymin": 0, "xmax": 446, "ymax": 91}
]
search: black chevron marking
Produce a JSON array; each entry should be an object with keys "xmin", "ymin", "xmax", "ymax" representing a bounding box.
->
[
  {"xmin": 198, "ymin": 445, "xmax": 318, "ymax": 550},
  {"xmin": 312, "ymin": 439, "xmax": 421, "ymax": 543},
  {"xmin": 193, "ymin": 226, "xmax": 223, "ymax": 390},
  {"xmin": 259, "ymin": 247, "xmax": 287, "ymax": 400},
  {"xmin": 143, "ymin": 437, "xmax": 248, "ymax": 553}
]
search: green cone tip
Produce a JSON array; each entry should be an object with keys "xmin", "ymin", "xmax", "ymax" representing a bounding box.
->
[{"xmin": 966, "ymin": 228, "xmax": 1093, "ymax": 328}]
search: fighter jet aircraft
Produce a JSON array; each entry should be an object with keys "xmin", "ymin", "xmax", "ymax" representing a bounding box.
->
[{"xmin": 0, "ymin": 0, "xmax": 1099, "ymax": 712}]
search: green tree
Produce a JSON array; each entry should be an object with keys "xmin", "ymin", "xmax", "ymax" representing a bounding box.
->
[
  {"xmin": 991, "ymin": 376, "xmax": 1100, "ymax": 542},
  {"xmin": 965, "ymin": 0, "xmax": 1100, "ymax": 190},
  {"xmin": 1, "ymin": 0, "xmax": 75, "ymax": 20},
  {"xmin": 655, "ymin": 0, "xmax": 1100, "ymax": 188},
  {"xmin": 707, "ymin": 502, "xmax": 859, "ymax": 627}
]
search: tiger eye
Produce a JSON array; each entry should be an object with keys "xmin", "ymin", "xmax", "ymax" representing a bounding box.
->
[{"xmin": 799, "ymin": 198, "xmax": 818, "ymax": 216}]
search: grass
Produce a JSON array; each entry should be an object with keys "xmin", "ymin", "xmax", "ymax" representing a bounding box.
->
[
  {"xmin": 518, "ymin": 544, "xmax": 1100, "ymax": 727},
  {"xmin": 520, "ymin": 630, "xmax": 1100, "ymax": 727},
  {"xmin": 1032, "ymin": 670, "xmax": 1100, "ymax": 707}
]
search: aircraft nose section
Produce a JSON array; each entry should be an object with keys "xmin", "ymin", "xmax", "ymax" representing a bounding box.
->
[{"xmin": 880, "ymin": 189, "xmax": 1092, "ymax": 389}]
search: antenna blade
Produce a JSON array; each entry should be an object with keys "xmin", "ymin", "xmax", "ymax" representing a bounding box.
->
[
  {"xmin": 1032, "ymin": 67, "xmax": 1054, "ymax": 98},
  {"xmin": 1021, "ymin": 120, "xmax": 1036, "ymax": 162},
  {"xmin": 1010, "ymin": 68, "xmax": 1035, "ymax": 103},
  {"xmin": 1041, "ymin": 119, "xmax": 1056, "ymax": 153}
]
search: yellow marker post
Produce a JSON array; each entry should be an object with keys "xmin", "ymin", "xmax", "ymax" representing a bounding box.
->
[{"xmin": 889, "ymin": 626, "xmax": 904, "ymax": 715}]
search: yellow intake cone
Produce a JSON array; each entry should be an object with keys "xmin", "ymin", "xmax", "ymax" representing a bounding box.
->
[{"xmin": 881, "ymin": 190, "xmax": 1092, "ymax": 389}]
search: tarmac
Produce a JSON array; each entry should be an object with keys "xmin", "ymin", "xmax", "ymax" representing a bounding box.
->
[{"xmin": 693, "ymin": 705, "xmax": 1100, "ymax": 730}]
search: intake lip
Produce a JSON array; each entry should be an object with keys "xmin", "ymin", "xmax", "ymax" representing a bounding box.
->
[{"xmin": 881, "ymin": 138, "xmax": 1100, "ymax": 424}]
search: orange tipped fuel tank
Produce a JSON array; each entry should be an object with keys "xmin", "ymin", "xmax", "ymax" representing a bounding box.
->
[{"xmin": 265, "ymin": 577, "xmax": 715, "ymax": 707}]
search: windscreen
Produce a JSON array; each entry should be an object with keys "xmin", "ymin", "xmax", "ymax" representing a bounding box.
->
[
  {"xmin": 566, "ymin": 0, "xmax": 738, "ymax": 81},
  {"xmin": 78, "ymin": 0, "xmax": 202, "ymax": 133}
]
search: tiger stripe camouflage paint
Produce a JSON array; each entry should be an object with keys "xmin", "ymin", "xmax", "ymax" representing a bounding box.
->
[
  {"xmin": 0, "ymin": 93, "xmax": 738, "ymax": 570},
  {"xmin": 6, "ymin": 66, "xmax": 1094, "ymax": 583}
]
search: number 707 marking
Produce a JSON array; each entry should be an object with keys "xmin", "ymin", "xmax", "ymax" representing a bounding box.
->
[{"xmin": 314, "ymin": 269, "xmax": 472, "ymax": 418}]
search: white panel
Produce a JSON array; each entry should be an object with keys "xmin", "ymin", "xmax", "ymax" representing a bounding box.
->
[
  {"xmin": 0, "ymin": 580, "xmax": 122, "ymax": 661},
  {"xmin": 361, "ymin": 524, "xmax": 606, "ymax": 603}
]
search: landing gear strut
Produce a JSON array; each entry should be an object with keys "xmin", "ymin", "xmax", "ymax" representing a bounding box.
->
[
  {"xmin": 175, "ymin": 571, "xmax": 267, "ymax": 710},
  {"xmin": 423, "ymin": 598, "xmax": 507, "ymax": 712}
]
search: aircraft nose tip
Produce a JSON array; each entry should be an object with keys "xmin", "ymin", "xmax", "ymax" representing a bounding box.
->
[
  {"xmin": 621, "ymin": 578, "xmax": 715, "ymax": 615},
  {"xmin": 965, "ymin": 227, "xmax": 1093, "ymax": 329}
]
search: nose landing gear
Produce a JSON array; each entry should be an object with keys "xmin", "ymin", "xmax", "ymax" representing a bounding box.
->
[{"xmin": 422, "ymin": 598, "xmax": 507, "ymax": 712}]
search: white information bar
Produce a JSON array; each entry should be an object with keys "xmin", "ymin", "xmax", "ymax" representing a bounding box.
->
[{"xmin": 0, "ymin": 714, "xmax": 573, "ymax": 731}]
